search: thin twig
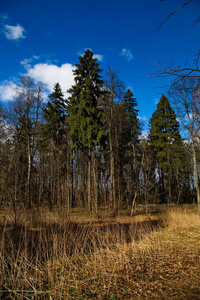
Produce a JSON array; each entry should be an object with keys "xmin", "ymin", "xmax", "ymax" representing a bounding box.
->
[
  {"xmin": 157, "ymin": 0, "xmax": 192, "ymax": 31},
  {"xmin": 141, "ymin": 57, "xmax": 200, "ymax": 78}
]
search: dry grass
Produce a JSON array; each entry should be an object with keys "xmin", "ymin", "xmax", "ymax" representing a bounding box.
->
[{"xmin": 0, "ymin": 206, "xmax": 199, "ymax": 299}]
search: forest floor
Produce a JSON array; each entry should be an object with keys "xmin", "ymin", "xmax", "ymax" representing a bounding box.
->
[{"xmin": 0, "ymin": 205, "xmax": 199, "ymax": 299}]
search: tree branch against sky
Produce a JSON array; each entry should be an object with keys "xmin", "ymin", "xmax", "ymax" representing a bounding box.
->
[
  {"xmin": 0, "ymin": 0, "xmax": 199, "ymax": 123},
  {"xmin": 157, "ymin": 0, "xmax": 192, "ymax": 31},
  {"xmin": 149, "ymin": 0, "xmax": 200, "ymax": 80}
]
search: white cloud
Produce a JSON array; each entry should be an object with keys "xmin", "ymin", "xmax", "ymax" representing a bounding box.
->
[
  {"xmin": 140, "ymin": 130, "xmax": 149, "ymax": 140},
  {"xmin": 120, "ymin": 48, "xmax": 133, "ymax": 61},
  {"xmin": 4, "ymin": 24, "xmax": 25, "ymax": 40},
  {"xmin": 0, "ymin": 61, "xmax": 75, "ymax": 101},
  {"xmin": 93, "ymin": 54, "xmax": 103, "ymax": 61},
  {"xmin": 1, "ymin": 52, "xmax": 102, "ymax": 102},
  {"xmin": 27, "ymin": 63, "xmax": 75, "ymax": 94},
  {"xmin": 0, "ymin": 81, "xmax": 17, "ymax": 101}
]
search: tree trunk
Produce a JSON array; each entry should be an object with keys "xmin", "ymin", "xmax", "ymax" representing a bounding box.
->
[
  {"xmin": 88, "ymin": 147, "xmax": 92, "ymax": 217},
  {"xmin": 109, "ymin": 121, "xmax": 116, "ymax": 211},
  {"xmin": 167, "ymin": 148, "xmax": 172, "ymax": 204},
  {"xmin": 27, "ymin": 138, "xmax": 32, "ymax": 208},
  {"xmin": 191, "ymin": 139, "xmax": 200, "ymax": 215},
  {"xmin": 131, "ymin": 153, "xmax": 144, "ymax": 216},
  {"xmin": 93, "ymin": 153, "xmax": 98, "ymax": 215}
]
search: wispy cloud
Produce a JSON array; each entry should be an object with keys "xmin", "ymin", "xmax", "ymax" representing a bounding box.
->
[
  {"xmin": 93, "ymin": 54, "xmax": 103, "ymax": 61},
  {"xmin": 0, "ymin": 13, "xmax": 8, "ymax": 20},
  {"xmin": 0, "ymin": 81, "xmax": 17, "ymax": 101},
  {"xmin": 3, "ymin": 24, "xmax": 26, "ymax": 40},
  {"xmin": 0, "ymin": 14, "xmax": 26, "ymax": 40},
  {"xmin": 138, "ymin": 116, "xmax": 148, "ymax": 122},
  {"xmin": 120, "ymin": 48, "xmax": 133, "ymax": 61},
  {"xmin": 20, "ymin": 55, "xmax": 39, "ymax": 70}
]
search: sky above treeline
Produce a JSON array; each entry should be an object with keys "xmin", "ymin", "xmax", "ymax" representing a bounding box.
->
[{"xmin": 0, "ymin": 0, "xmax": 200, "ymax": 131}]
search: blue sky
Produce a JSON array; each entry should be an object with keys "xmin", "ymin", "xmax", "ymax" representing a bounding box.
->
[{"xmin": 0, "ymin": 0, "xmax": 200, "ymax": 131}]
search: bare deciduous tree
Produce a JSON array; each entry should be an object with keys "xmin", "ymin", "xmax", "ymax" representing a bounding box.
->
[{"xmin": 169, "ymin": 77, "xmax": 200, "ymax": 214}]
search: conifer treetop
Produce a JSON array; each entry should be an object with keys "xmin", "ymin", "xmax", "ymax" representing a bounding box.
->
[{"xmin": 68, "ymin": 49, "xmax": 105, "ymax": 151}]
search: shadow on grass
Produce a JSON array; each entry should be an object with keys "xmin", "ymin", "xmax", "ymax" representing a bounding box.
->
[{"xmin": 0, "ymin": 218, "xmax": 164, "ymax": 263}]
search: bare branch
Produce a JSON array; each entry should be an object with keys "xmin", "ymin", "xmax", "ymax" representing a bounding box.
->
[
  {"xmin": 141, "ymin": 57, "xmax": 200, "ymax": 79},
  {"xmin": 194, "ymin": 51, "xmax": 200, "ymax": 70},
  {"xmin": 157, "ymin": 0, "xmax": 192, "ymax": 31},
  {"xmin": 193, "ymin": 16, "xmax": 200, "ymax": 26}
]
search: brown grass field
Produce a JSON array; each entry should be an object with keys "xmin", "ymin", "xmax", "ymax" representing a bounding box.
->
[{"xmin": 0, "ymin": 205, "xmax": 199, "ymax": 299}]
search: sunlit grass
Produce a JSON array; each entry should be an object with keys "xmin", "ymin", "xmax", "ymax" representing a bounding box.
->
[{"xmin": 0, "ymin": 205, "xmax": 199, "ymax": 299}]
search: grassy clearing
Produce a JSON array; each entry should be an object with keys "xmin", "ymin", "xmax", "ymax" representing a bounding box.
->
[{"xmin": 0, "ymin": 206, "xmax": 199, "ymax": 299}]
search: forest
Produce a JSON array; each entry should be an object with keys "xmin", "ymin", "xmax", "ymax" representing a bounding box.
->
[
  {"xmin": 1, "ymin": 1, "xmax": 200, "ymax": 297},
  {"xmin": 0, "ymin": 49, "xmax": 200, "ymax": 216}
]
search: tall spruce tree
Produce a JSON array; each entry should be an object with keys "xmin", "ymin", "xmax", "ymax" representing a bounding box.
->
[
  {"xmin": 68, "ymin": 49, "xmax": 105, "ymax": 214},
  {"xmin": 40, "ymin": 83, "xmax": 67, "ymax": 208},
  {"xmin": 149, "ymin": 94, "xmax": 183, "ymax": 203},
  {"xmin": 42, "ymin": 82, "xmax": 66, "ymax": 147},
  {"xmin": 123, "ymin": 89, "xmax": 140, "ymax": 142},
  {"xmin": 122, "ymin": 89, "xmax": 141, "ymax": 208}
]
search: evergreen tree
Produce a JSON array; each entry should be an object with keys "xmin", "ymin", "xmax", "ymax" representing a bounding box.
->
[
  {"xmin": 149, "ymin": 94, "xmax": 183, "ymax": 203},
  {"xmin": 68, "ymin": 49, "xmax": 105, "ymax": 214},
  {"xmin": 42, "ymin": 82, "xmax": 66, "ymax": 147},
  {"xmin": 40, "ymin": 83, "xmax": 68, "ymax": 208},
  {"xmin": 149, "ymin": 94, "xmax": 181, "ymax": 164},
  {"xmin": 122, "ymin": 89, "xmax": 141, "ymax": 209},
  {"xmin": 122, "ymin": 89, "xmax": 140, "ymax": 142},
  {"xmin": 68, "ymin": 50, "xmax": 105, "ymax": 150}
]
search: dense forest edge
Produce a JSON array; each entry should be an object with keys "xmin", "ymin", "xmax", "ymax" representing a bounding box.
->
[
  {"xmin": 0, "ymin": 49, "xmax": 200, "ymax": 216},
  {"xmin": 0, "ymin": 49, "xmax": 200, "ymax": 299}
]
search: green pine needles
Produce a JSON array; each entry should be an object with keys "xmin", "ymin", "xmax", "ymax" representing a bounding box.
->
[
  {"xmin": 68, "ymin": 49, "xmax": 105, "ymax": 151},
  {"xmin": 149, "ymin": 94, "xmax": 185, "ymax": 203},
  {"xmin": 42, "ymin": 82, "xmax": 66, "ymax": 147},
  {"xmin": 149, "ymin": 94, "xmax": 182, "ymax": 155}
]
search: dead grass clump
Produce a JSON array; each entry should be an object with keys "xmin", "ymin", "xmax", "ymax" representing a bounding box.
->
[
  {"xmin": 165, "ymin": 205, "xmax": 200, "ymax": 230},
  {"xmin": 0, "ymin": 206, "xmax": 199, "ymax": 299},
  {"xmin": 39, "ymin": 221, "xmax": 200, "ymax": 299}
]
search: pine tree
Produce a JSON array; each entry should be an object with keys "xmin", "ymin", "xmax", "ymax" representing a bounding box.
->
[
  {"xmin": 40, "ymin": 83, "xmax": 68, "ymax": 208},
  {"xmin": 149, "ymin": 94, "xmax": 183, "ymax": 203},
  {"xmin": 42, "ymin": 82, "xmax": 66, "ymax": 147},
  {"xmin": 68, "ymin": 49, "xmax": 105, "ymax": 214},
  {"xmin": 122, "ymin": 89, "xmax": 141, "ymax": 209},
  {"xmin": 122, "ymin": 89, "xmax": 140, "ymax": 142}
]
